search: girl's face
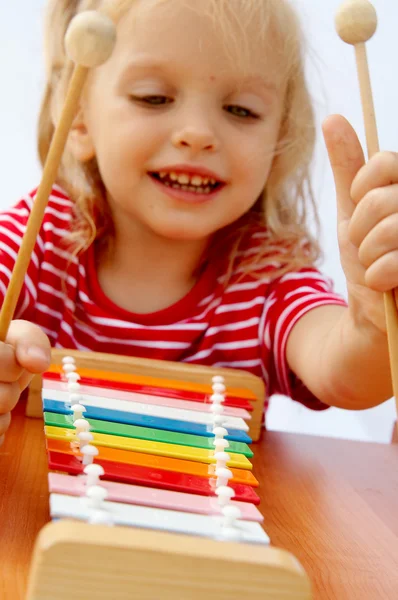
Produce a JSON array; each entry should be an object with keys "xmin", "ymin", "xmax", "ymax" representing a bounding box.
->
[{"xmin": 76, "ymin": 0, "xmax": 285, "ymax": 243}]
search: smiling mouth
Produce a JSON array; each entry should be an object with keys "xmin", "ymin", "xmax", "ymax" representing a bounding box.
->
[{"xmin": 149, "ymin": 172, "xmax": 224, "ymax": 195}]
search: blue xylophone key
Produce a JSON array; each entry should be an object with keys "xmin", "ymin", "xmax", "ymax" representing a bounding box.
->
[{"xmin": 42, "ymin": 398, "xmax": 252, "ymax": 444}]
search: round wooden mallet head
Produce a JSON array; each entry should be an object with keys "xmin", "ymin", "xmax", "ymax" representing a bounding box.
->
[
  {"xmin": 65, "ymin": 10, "xmax": 117, "ymax": 67},
  {"xmin": 335, "ymin": 0, "xmax": 377, "ymax": 45}
]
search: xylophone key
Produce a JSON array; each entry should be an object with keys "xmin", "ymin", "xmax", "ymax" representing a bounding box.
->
[
  {"xmin": 44, "ymin": 424, "xmax": 253, "ymax": 469},
  {"xmin": 49, "ymin": 493, "xmax": 270, "ymax": 544},
  {"xmin": 46, "ymin": 438, "xmax": 259, "ymax": 486},
  {"xmin": 48, "ymin": 451, "xmax": 261, "ymax": 504},
  {"xmin": 44, "ymin": 369, "xmax": 255, "ymax": 410},
  {"xmin": 43, "ymin": 413, "xmax": 253, "ymax": 456},
  {"xmin": 48, "ymin": 473, "xmax": 263, "ymax": 521},
  {"xmin": 43, "ymin": 376, "xmax": 252, "ymax": 419},
  {"xmin": 42, "ymin": 396, "xmax": 252, "ymax": 443}
]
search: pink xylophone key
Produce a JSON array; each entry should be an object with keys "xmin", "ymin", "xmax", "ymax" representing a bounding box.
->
[
  {"xmin": 43, "ymin": 371, "xmax": 254, "ymax": 411},
  {"xmin": 43, "ymin": 378, "xmax": 251, "ymax": 420},
  {"xmin": 48, "ymin": 472, "xmax": 263, "ymax": 522}
]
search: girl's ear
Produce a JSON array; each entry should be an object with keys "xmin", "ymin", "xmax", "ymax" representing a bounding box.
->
[{"xmin": 67, "ymin": 108, "xmax": 96, "ymax": 162}]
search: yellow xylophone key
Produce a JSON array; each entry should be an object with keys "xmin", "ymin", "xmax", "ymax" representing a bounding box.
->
[
  {"xmin": 45, "ymin": 426, "xmax": 252, "ymax": 469},
  {"xmin": 47, "ymin": 438, "xmax": 259, "ymax": 486}
]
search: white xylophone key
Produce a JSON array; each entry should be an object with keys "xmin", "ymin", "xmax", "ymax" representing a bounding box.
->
[
  {"xmin": 43, "ymin": 389, "xmax": 249, "ymax": 432},
  {"xmin": 50, "ymin": 494, "xmax": 270, "ymax": 544}
]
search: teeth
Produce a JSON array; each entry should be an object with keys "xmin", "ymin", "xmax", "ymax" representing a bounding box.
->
[
  {"xmin": 158, "ymin": 171, "xmax": 218, "ymax": 187},
  {"xmin": 191, "ymin": 175, "xmax": 204, "ymax": 186},
  {"xmin": 177, "ymin": 174, "xmax": 190, "ymax": 185}
]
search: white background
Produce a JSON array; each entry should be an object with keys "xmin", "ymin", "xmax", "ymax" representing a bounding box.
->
[{"xmin": 0, "ymin": 0, "xmax": 396, "ymax": 442}]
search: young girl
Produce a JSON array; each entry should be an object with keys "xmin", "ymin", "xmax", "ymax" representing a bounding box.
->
[{"xmin": 0, "ymin": 0, "xmax": 397, "ymax": 445}]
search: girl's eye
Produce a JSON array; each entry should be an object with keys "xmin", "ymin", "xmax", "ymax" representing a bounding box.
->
[
  {"xmin": 225, "ymin": 105, "xmax": 259, "ymax": 119},
  {"xmin": 130, "ymin": 95, "xmax": 173, "ymax": 106}
]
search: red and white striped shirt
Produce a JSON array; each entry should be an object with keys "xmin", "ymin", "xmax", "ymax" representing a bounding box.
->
[{"xmin": 0, "ymin": 187, "xmax": 347, "ymax": 409}]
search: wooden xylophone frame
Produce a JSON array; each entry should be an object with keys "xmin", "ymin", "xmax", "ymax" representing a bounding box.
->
[{"xmin": 25, "ymin": 349, "xmax": 312, "ymax": 599}]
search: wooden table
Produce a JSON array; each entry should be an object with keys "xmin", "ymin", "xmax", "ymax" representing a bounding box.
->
[{"xmin": 1, "ymin": 399, "xmax": 397, "ymax": 599}]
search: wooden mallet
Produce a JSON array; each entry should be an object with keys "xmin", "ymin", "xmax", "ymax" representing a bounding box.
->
[
  {"xmin": 335, "ymin": 0, "xmax": 398, "ymax": 421},
  {"xmin": 0, "ymin": 11, "xmax": 116, "ymax": 340}
]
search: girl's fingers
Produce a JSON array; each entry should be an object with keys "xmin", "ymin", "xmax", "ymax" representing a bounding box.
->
[
  {"xmin": 6, "ymin": 320, "xmax": 51, "ymax": 375},
  {"xmin": 18, "ymin": 371, "xmax": 35, "ymax": 393},
  {"xmin": 365, "ymin": 250, "xmax": 398, "ymax": 292},
  {"xmin": 0, "ymin": 343, "xmax": 24, "ymax": 383},
  {"xmin": 358, "ymin": 213, "xmax": 398, "ymax": 268},
  {"xmin": 351, "ymin": 151, "xmax": 398, "ymax": 204},
  {"xmin": 0, "ymin": 381, "xmax": 22, "ymax": 414},
  {"xmin": 349, "ymin": 184, "xmax": 398, "ymax": 248}
]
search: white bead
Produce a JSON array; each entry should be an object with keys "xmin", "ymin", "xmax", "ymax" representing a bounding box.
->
[
  {"xmin": 62, "ymin": 356, "xmax": 76, "ymax": 365},
  {"xmin": 215, "ymin": 467, "xmax": 233, "ymax": 488},
  {"xmin": 210, "ymin": 393, "xmax": 225, "ymax": 405},
  {"xmin": 212, "ymin": 383, "xmax": 226, "ymax": 395},
  {"xmin": 215, "ymin": 486, "xmax": 235, "ymax": 506},
  {"xmin": 81, "ymin": 444, "xmax": 99, "ymax": 466},
  {"xmin": 65, "ymin": 11, "xmax": 117, "ymax": 68},
  {"xmin": 213, "ymin": 427, "xmax": 228, "ymax": 439},
  {"xmin": 210, "ymin": 404, "xmax": 223, "ymax": 415},
  {"xmin": 212, "ymin": 376, "xmax": 225, "ymax": 385},
  {"xmin": 67, "ymin": 383, "xmax": 81, "ymax": 393},
  {"xmin": 66, "ymin": 372, "xmax": 81, "ymax": 383},
  {"xmin": 78, "ymin": 431, "xmax": 94, "ymax": 450},
  {"xmin": 74, "ymin": 419, "xmax": 90, "ymax": 435},
  {"xmin": 69, "ymin": 393, "xmax": 84, "ymax": 404},
  {"xmin": 222, "ymin": 504, "xmax": 242, "ymax": 527},
  {"xmin": 86, "ymin": 484, "xmax": 108, "ymax": 508},
  {"xmin": 88, "ymin": 509, "xmax": 114, "ymax": 527},
  {"xmin": 213, "ymin": 438, "xmax": 229, "ymax": 453},
  {"xmin": 220, "ymin": 527, "xmax": 242, "ymax": 542},
  {"xmin": 72, "ymin": 404, "xmax": 87, "ymax": 421},
  {"xmin": 63, "ymin": 363, "xmax": 77, "ymax": 374},
  {"xmin": 84, "ymin": 463, "xmax": 105, "ymax": 487},
  {"xmin": 212, "ymin": 415, "xmax": 226, "ymax": 427},
  {"xmin": 214, "ymin": 451, "xmax": 230, "ymax": 468}
]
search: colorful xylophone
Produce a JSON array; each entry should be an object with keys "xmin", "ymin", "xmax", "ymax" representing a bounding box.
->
[{"xmin": 25, "ymin": 348, "xmax": 312, "ymax": 600}]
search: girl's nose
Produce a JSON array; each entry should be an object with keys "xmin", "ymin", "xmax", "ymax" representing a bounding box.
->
[{"xmin": 171, "ymin": 127, "xmax": 219, "ymax": 153}]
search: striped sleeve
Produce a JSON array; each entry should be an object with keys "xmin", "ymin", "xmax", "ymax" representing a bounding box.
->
[{"xmin": 263, "ymin": 268, "xmax": 348, "ymax": 409}]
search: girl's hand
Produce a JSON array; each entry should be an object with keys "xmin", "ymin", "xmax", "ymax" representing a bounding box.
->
[
  {"xmin": 0, "ymin": 320, "xmax": 51, "ymax": 446},
  {"xmin": 323, "ymin": 114, "xmax": 398, "ymax": 334}
]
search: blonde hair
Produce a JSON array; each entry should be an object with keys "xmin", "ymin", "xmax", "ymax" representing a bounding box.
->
[{"xmin": 39, "ymin": 0, "xmax": 321, "ymax": 276}]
